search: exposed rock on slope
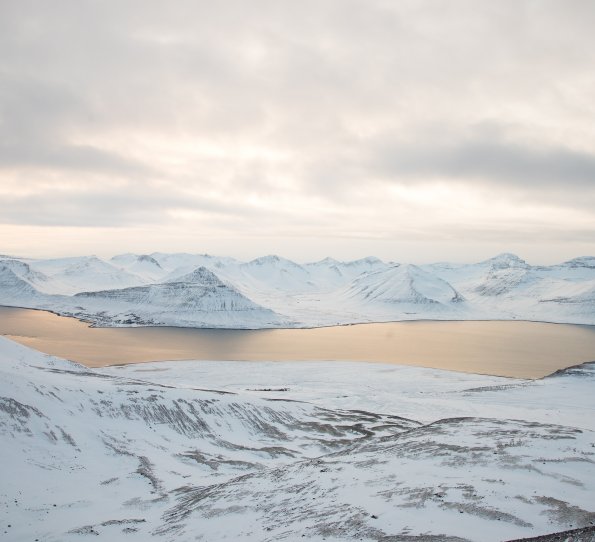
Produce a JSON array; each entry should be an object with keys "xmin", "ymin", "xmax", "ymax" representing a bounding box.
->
[
  {"xmin": 1, "ymin": 252, "xmax": 594, "ymax": 326},
  {"xmin": 2, "ymin": 337, "xmax": 595, "ymax": 541},
  {"xmin": 482, "ymin": 253, "xmax": 529, "ymax": 270},
  {"xmin": 165, "ymin": 265, "xmax": 234, "ymax": 287},
  {"xmin": 74, "ymin": 266, "xmax": 283, "ymax": 327},
  {"xmin": 561, "ymin": 256, "xmax": 595, "ymax": 270},
  {"xmin": 0, "ymin": 264, "xmax": 41, "ymax": 301},
  {"xmin": 111, "ymin": 253, "xmax": 164, "ymax": 282},
  {"xmin": 472, "ymin": 253, "xmax": 536, "ymax": 297},
  {"xmin": 0, "ymin": 258, "xmax": 50, "ymax": 291}
]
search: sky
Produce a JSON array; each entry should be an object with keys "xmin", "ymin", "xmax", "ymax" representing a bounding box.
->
[{"xmin": 1, "ymin": 0, "xmax": 594, "ymax": 264}]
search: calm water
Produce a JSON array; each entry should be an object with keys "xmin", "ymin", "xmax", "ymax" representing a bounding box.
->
[{"xmin": 1, "ymin": 306, "xmax": 595, "ymax": 378}]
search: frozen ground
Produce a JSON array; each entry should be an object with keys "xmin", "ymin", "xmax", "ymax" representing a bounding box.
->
[{"xmin": 1, "ymin": 336, "xmax": 594, "ymax": 541}]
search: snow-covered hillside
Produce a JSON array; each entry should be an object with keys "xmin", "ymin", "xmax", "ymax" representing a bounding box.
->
[
  {"xmin": 0, "ymin": 263, "xmax": 41, "ymax": 301},
  {"xmin": 1, "ymin": 337, "xmax": 594, "ymax": 541},
  {"xmin": 0, "ymin": 252, "xmax": 594, "ymax": 327},
  {"xmin": 344, "ymin": 264, "xmax": 464, "ymax": 305},
  {"xmin": 110, "ymin": 253, "xmax": 165, "ymax": 283},
  {"xmin": 0, "ymin": 258, "xmax": 52, "ymax": 292},
  {"xmin": 423, "ymin": 253, "xmax": 595, "ymax": 324},
  {"xmin": 72, "ymin": 267, "xmax": 285, "ymax": 327},
  {"xmin": 26, "ymin": 256, "xmax": 145, "ymax": 295}
]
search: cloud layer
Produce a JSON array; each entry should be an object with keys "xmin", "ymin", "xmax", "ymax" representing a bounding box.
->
[{"xmin": 1, "ymin": 0, "xmax": 594, "ymax": 262}]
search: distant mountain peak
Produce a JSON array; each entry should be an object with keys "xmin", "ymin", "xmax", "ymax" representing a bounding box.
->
[
  {"xmin": 344, "ymin": 256, "xmax": 384, "ymax": 267},
  {"xmin": 309, "ymin": 257, "xmax": 341, "ymax": 266},
  {"xmin": 168, "ymin": 266, "xmax": 226, "ymax": 286},
  {"xmin": 137, "ymin": 254, "xmax": 162, "ymax": 267},
  {"xmin": 250, "ymin": 255, "xmax": 281, "ymax": 265},
  {"xmin": 346, "ymin": 263, "xmax": 462, "ymax": 305},
  {"xmin": 0, "ymin": 264, "xmax": 39, "ymax": 297},
  {"xmin": 562, "ymin": 256, "xmax": 595, "ymax": 269},
  {"xmin": 247, "ymin": 255, "xmax": 304, "ymax": 269},
  {"xmin": 482, "ymin": 253, "xmax": 528, "ymax": 269}
]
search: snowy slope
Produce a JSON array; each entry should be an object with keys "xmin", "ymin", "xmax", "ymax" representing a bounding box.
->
[
  {"xmin": 192, "ymin": 255, "xmax": 395, "ymax": 325},
  {"xmin": 559, "ymin": 256, "xmax": 595, "ymax": 272},
  {"xmin": 1, "ymin": 252, "xmax": 594, "ymax": 327},
  {"xmin": 233, "ymin": 255, "xmax": 315, "ymax": 292},
  {"xmin": 472, "ymin": 254, "xmax": 533, "ymax": 297},
  {"xmin": 426, "ymin": 253, "xmax": 595, "ymax": 324},
  {"xmin": 152, "ymin": 252, "xmax": 241, "ymax": 280},
  {"xmin": 2, "ymin": 337, "xmax": 595, "ymax": 541},
  {"xmin": 73, "ymin": 266, "xmax": 285, "ymax": 327},
  {"xmin": 110, "ymin": 253, "xmax": 165, "ymax": 283},
  {"xmin": 28, "ymin": 256, "xmax": 145, "ymax": 295},
  {"xmin": 344, "ymin": 264, "xmax": 463, "ymax": 305},
  {"xmin": 0, "ymin": 257, "xmax": 52, "ymax": 292},
  {"xmin": 110, "ymin": 358, "xmax": 595, "ymax": 433},
  {"xmin": 0, "ymin": 263, "xmax": 41, "ymax": 301},
  {"xmin": 303, "ymin": 256, "xmax": 389, "ymax": 290}
]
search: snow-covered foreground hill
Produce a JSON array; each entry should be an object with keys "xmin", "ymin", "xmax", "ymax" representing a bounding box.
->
[
  {"xmin": 1, "ymin": 337, "xmax": 594, "ymax": 541},
  {"xmin": 1, "ymin": 252, "xmax": 594, "ymax": 327}
]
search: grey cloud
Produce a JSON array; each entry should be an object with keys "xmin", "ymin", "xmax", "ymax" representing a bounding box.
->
[
  {"xmin": 0, "ymin": 75, "xmax": 152, "ymax": 176},
  {"xmin": 0, "ymin": 186, "xmax": 261, "ymax": 227},
  {"xmin": 3, "ymin": 1, "xmax": 594, "ymax": 145},
  {"xmin": 0, "ymin": 141, "xmax": 153, "ymax": 176},
  {"xmin": 292, "ymin": 129, "xmax": 595, "ymax": 214},
  {"xmin": 433, "ymin": 223, "xmax": 595, "ymax": 244},
  {"xmin": 1, "ymin": 0, "xmax": 595, "ymax": 253},
  {"xmin": 374, "ymin": 137, "xmax": 595, "ymax": 189}
]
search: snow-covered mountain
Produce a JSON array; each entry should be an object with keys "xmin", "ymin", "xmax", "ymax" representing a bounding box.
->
[
  {"xmin": 164, "ymin": 265, "xmax": 229, "ymax": 285},
  {"xmin": 0, "ymin": 257, "xmax": 52, "ymax": 292},
  {"xmin": 2, "ymin": 336, "xmax": 595, "ymax": 541},
  {"xmin": 0, "ymin": 263, "xmax": 41, "ymax": 301},
  {"xmin": 470, "ymin": 256, "xmax": 536, "ymax": 298},
  {"xmin": 234, "ymin": 255, "xmax": 315, "ymax": 292},
  {"xmin": 0, "ymin": 252, "xmax": 594, "ymax": 327},
  {"xmin": 560, "ymin": 256, "xmax": 595, "ymax": 270},
  {"xmin": 329, "ymin": 255, "xmax": 387, "ymax": 276},
  {"xmin": 27, "ymin": 256, "xmax": 144, "ymax": 295},
  {"xmin": 303, "ymin": 256, "xmax": 388, "ymax": 290},
  {"xmin": 424, "ymin": 253, "xmax": 595, "ymax": 324},
  {"xmin": 73, "ymin": 266, "xmax": 284, "ymax": 327},
  {"xmin": 344, "ymin": 264, "xmax": 463, "ymax": 305},
  {"xmin": 151, "ymin": 252, "xmax": 241, "ymax": 280},
  {"xmin": 110, "ymin": 253, "xmax": 165, "ymax": 282}
]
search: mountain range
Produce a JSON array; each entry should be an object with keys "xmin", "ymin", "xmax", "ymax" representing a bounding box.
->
[{"xmin": 0, "ymin": 252, "xmax": 594, "ymax": 327}]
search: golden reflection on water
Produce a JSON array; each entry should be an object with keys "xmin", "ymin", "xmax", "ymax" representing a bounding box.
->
[{"xmin": 1, "ymin": 306, "xmax": 595, "ymax": 378}]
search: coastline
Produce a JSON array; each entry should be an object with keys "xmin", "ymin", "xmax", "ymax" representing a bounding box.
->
[{"xmin": 2, "ymin": 305, "xmax": 595, "ymax": 379}]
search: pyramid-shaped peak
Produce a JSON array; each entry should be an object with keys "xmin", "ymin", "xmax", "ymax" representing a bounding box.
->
[{"xmin": 168, "ymin": 266, "xmax": 224, "ymax": 285}]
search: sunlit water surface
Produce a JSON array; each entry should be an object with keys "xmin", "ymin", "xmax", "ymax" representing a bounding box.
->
[{"xmin": 1, "ymin": 306, "xmax": 595, "ymax": 378}]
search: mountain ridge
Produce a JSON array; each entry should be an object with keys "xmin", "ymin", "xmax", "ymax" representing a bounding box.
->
[{"xmin": 1, "ymin": 252, "xmax": 593, "ymax": 327}]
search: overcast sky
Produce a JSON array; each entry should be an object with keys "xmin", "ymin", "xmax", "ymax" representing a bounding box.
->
[{"xmin": 1, "ymin": 0, "xmax": 594, "ymax": 264}]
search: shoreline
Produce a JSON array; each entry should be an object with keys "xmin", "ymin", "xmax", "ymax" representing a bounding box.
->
[
  {"xmin": 2, "ymin": 305, "xmax": 595, "ymax": 379},
  {"xmin": 103, "ymin": 355, "xmax": 595, "ymax": 381},
  {"xmin": 1, "ymin": 303, "xmax": 594, "ymax": 331}
]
